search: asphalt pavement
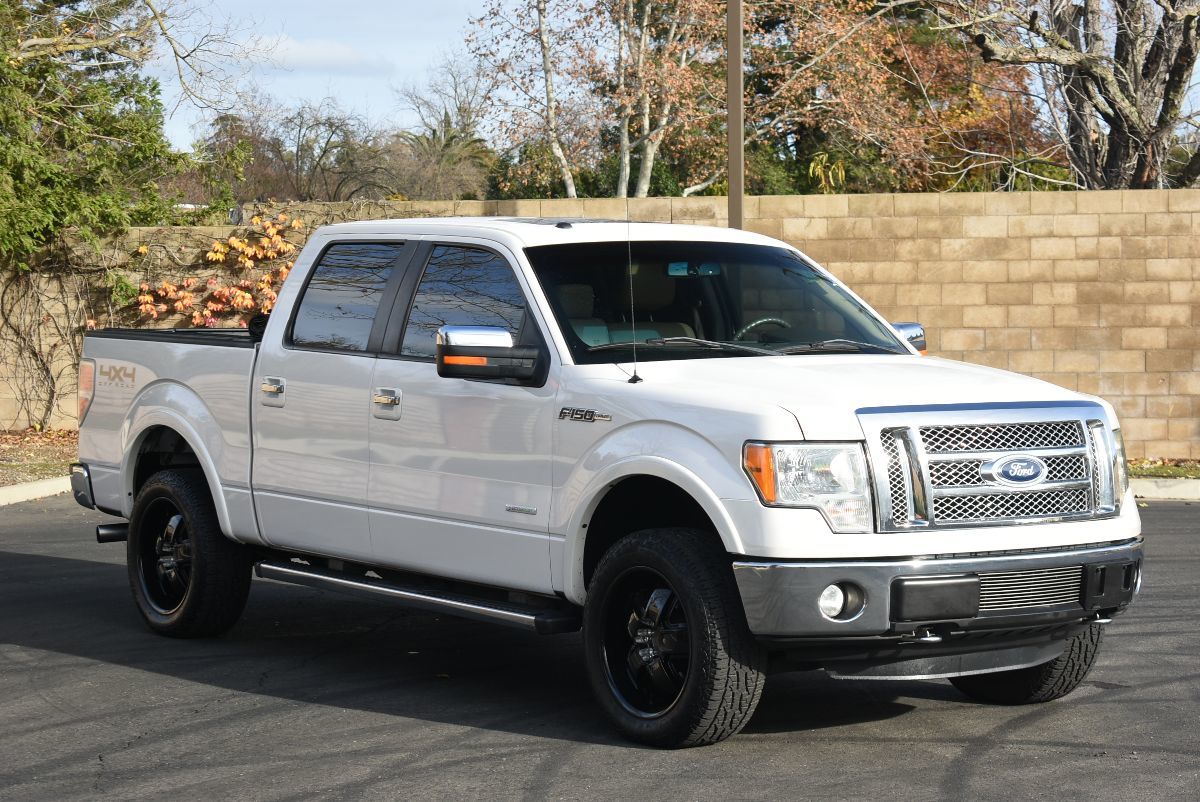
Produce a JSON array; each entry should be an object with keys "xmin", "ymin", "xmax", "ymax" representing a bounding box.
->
[{"xmin": 1, "ymin": 495, "xmax": 1196, "ymax": 800}]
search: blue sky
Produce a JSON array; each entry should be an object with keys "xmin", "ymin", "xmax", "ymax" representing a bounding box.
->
[{"xmin": 153, "ymin": 0, "xmax": 480, "ymax": 149}]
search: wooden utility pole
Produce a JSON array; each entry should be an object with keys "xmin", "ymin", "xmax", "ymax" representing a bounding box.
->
[{"xmin": 727, "ymin": 0, "xmax": 744, "ymax": 229}]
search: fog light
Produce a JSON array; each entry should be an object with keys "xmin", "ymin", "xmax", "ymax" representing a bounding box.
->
[{"xmin": 818, "ymin": 584, "xmax": 846, "ymax": 618}]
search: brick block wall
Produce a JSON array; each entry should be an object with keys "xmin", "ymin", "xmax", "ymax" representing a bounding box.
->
[{"xmin": 6, "ymin": 192, "xmax": 1197, "ymax": 459}]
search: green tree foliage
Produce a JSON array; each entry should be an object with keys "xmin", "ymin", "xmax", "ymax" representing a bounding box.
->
[{"xmin": 0, "ymin": 2, "xmax": 198, "ymax": 269}]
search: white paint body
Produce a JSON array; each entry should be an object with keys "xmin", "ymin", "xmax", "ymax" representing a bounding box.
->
[{"xmin": 78, "ymin": 219, "xmax": 1141, "ymax": 606}]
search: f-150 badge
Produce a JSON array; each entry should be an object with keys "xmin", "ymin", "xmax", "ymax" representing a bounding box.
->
[{"xmin": 559, "ymin": 407, "xmax": 612, "ymax": 422}]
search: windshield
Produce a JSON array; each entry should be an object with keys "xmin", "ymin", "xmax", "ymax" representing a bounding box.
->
[{"xmin": 524, "ymin": 241, "xmax": 905, "ymax": 364}]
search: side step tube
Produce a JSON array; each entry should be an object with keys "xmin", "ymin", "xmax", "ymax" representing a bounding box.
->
[
  {"xmin": 254, "ymin": 560, "xmax": 581, "ymax": 635},
  {"xmin": 96, "ymin": 523, "xmax": 129, "ymax": 543}
]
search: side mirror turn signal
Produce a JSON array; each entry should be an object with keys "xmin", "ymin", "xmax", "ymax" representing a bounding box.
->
[{"xmin": 436, "ymin": 326, "xmax": 541, "ymax": 381}]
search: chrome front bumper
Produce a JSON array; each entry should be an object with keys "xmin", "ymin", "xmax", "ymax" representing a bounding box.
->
[{"xmin": 734, "ymin": 538, "xmax": 1143, "ymax": 638}]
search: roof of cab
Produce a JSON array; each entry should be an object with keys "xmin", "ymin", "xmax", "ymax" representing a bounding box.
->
[{"xmin": 313, "ymin": 217, "xmax": 787, "ymax": 249}]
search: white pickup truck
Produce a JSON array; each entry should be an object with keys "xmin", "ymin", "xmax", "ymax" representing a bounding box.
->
[{"xmin": 72, "ymin": 218, "xmax": 1143, "ymax": 747}]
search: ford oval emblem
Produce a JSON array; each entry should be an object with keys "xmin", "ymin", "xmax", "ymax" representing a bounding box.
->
[{"xmin": 982, "ymin": 455, "xmax": 1047, "ymax": 487}]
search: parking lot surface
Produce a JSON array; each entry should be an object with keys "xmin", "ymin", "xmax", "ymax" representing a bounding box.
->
[{"xmin": 1, "ymin": 495, "xmax": 1197, "ymax": 800}]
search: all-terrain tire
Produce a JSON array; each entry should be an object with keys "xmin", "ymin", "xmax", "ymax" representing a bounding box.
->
[
  {"xmin": 582, "ymin": 528, "xmax": 766, "ymax": 747},
  {"xmin": 127, "ymin": 469, "xmax": 252, "ymax": 637},
  {"xmin": 950, "ymin": 623, "xmax": 1104, "ymax": 704}
]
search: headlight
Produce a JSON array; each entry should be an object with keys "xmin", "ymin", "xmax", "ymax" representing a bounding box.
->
[
  {"xmin": 743, "ymin": 442, "xmax": 873, "ymax": 533},
  {"xmin": 1113, "ymin": 428, "xmax": 1129, "ymax": 502}
]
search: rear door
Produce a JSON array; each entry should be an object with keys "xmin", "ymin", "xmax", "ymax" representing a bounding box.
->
[
  {"xmin": 366, "ymin": 240, "xmax": 558, "ymax": 592},
  {"xmin": 252, "ymin": 238, "xmax": 416, "ymax": 561}
]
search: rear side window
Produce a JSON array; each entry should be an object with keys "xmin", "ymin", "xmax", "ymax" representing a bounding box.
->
[
  {"xmin": 291, "ymin": 242, "xmax": 406, "ymax": 352},
  {"xmin": 400, "ymin": 245, "xmax": 527, "ymax": 358}
]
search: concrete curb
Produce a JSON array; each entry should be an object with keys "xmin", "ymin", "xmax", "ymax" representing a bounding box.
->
[
  {"xmin": 1132, "ymin": 477, "xmax": 1200, "ymax": 501},
  {"xmin": 0, "ymin": 476, "xmax": 71, "ymax": 507}
]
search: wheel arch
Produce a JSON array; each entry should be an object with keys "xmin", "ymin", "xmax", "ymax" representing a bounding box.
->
[
  {"xmin": 561, "ymin": 457, "xmax": 746, "ymax": 605},
  {"xmin": 120, "ymin": 383, "xmax": 236, "ymax": 538}
]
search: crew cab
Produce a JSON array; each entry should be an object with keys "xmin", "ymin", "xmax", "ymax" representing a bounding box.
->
[{"xmin": 72, "ymin": 218, "xmax": 1143, "ymax": 747}]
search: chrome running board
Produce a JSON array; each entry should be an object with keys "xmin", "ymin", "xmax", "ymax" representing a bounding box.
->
[{"xmin": 254, "ymin": 560, "xmax": 581, "ymax": 634}]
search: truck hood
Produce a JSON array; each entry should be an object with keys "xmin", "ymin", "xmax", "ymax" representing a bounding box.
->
[{"xmin": 623, "ymin": 355, "xmax": 1095, "ymax": 440}]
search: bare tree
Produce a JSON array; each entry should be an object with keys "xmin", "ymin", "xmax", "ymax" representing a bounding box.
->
[
  {"xmin": 396, "ymin": 50, "xmax": 496, "ymax": 138},
  {"xmin": 264, "ymin": 100, "xmax": 394, "ymax": 201},
  {"xmin": 13, "ymin": 0, "xmax": 261, "ymax": 113},
  {"xmin": 932, "ymin": 0, "xmax": 1200, "ymax": 188},
  {"xmin": 471, "ymin": 0, "xmax": 596, "ymax": 197}
]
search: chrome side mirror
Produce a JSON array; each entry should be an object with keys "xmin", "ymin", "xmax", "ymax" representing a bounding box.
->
[
  {"xmin": 892, "ymin": 322, "xmax": 927, "ymax": 354},
  {"xmin": 435, "ymin": 325, "xmax": 541, "ymax": 381}
]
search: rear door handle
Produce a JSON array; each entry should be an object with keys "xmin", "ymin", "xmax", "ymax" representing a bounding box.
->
[
  {"xmin": 261, "ymin": 379, "xmax": 285, "ymax": 394},
  {"xmin": 373, "ymin": 392, "xmax": 400, "ymax": 406}
]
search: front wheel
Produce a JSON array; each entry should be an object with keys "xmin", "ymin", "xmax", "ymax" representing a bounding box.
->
[
  {"xmin": 583, "ymin": 528, "xmax": 766, "ymax": 747},
  {"xmin": 950, "ymin": 623, "xmax": 1104, "ymax": 704},
  {"xmin": 127, "ymin": 470, "xmax": 252, "ymax": 637}
]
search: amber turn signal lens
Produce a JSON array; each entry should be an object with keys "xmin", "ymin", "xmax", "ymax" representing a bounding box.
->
[
  {"xmin": 443, "ymin": 355, "xmax": 488, "ymax": 366},
  {"xmin": 743, "ymin": 443, "xmax": 777, "ymax": 504}
]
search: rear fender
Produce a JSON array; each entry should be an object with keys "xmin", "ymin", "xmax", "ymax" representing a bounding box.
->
[{"xmin": 119, "ymin": 380, "xmax": 253, "ymax": 542}]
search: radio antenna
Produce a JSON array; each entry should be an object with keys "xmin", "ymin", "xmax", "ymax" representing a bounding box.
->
[{"xmin": 626, "ymin": 212, "xmax": 642, "ymax": 383}]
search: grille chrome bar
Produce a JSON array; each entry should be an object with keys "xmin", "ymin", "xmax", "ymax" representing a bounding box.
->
[
  {"xmin": 924, "ymin": 445, "xmax": 1089, "ymax": 462},
  {"xmin": 978, "ymin": 565, "xmax": 1084, "ymax": 611},
  {"xmin": 860, "ymin": 403, "xmax": 1122, "ymax": 532},
  {"xmin": 933, "ymin": 479, "xmax": 1092, "ymax": 498}
]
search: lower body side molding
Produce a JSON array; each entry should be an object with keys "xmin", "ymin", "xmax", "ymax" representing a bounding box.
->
[{"xmin": 254, "ymin": 560, "xmax": 581, "ymax": 635}]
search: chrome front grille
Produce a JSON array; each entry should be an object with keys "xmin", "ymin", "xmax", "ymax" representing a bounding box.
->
[
  {"xmin": 863, "ymin": 403, "xmax": 1122, "ymax": 531},
  {"xmin": 929, "ymin": 454, "xmax": 1089, "ymax": 488},
  {"xmin": 920, "ymin": 421, "xmax": 1085, "ymax": 453},
  {"xmin": 978, "ymin": 565, "xmax": 1084, "ymax": 611},
  {"xmin": 933, "ymin": 488, "xmax": 1091, "ymax": 522}
]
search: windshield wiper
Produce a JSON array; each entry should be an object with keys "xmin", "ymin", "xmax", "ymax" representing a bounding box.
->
[
  {"xmin": 589, "ymin": 337, "xmax": 774, "ymax": 356},
  {"xmin": 775, "ymin": 338, "xmax": 905, "ymax": 355}
]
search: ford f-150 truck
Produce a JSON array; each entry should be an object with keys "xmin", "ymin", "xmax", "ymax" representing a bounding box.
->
[{"xmin": 72, "ymin": 218, "xmax": 1142, "ymax": 747}]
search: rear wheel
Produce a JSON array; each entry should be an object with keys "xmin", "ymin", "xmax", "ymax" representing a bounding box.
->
[
  {"xmin": 128, "ymin": 470, "xmax": 252, "ymax": 637},
  {"xmin": 583, "ymin": 528, "xmax": 766, "ymax": 747},
  {"xmin": 950, "ymin": 623, "xmax": 1104, "ymax": 704}
]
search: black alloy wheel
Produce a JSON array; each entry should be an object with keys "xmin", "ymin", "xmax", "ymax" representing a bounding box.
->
[
  {"xmin": 127, "ymin": 469, "xmax": 252, "ymax": 637},
  {"xmin": 583, "ymin": 528, "xmax": 766, "ymax": 747},
  {"xmin": 136, "ymin": 498, "xmax": 193, "ymax": 614},
  {"xmin": 602, "ymin": 567, "xmax": 691, "ymax": 718}
]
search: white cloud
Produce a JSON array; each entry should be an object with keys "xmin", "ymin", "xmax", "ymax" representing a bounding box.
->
[{"xmin": 253, "ymin": 33, "xmax": 396, "ymax": 75}]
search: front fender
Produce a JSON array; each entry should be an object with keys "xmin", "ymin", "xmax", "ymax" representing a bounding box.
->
[{"xmin": 554, "ymin": 422, "xmax": 755, "ymax": 605}]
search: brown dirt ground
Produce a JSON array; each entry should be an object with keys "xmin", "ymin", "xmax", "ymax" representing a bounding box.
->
[{"xmin": 0, "ymin": 429, "xmax": 78, "ymax": 487}]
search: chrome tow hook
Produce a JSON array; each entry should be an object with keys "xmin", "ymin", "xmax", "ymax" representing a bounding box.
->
[{"xmin": 900, "ymin": 628, "xmax": 944, "ymax": 644}]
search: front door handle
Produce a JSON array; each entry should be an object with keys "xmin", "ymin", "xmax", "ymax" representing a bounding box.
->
[
  {"xmin": 372, "ymin": 387, "xmax": 402, "ymax": 419},
  {"xmin": 260, "ymin": 376, "xmax": 285, "ymax": 408}
]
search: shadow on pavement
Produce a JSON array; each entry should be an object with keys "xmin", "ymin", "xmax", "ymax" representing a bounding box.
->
[{"xmin": 0, "ymin": 548, "xmax": 935, "ymax": 746}]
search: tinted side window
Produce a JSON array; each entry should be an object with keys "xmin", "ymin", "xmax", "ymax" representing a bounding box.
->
[
  {"xmin": 400, "ymin": 246, "xmax": 527, "ymax": 358},
  {"xmin": 291, "ymin": 242, "xmax": 405, "ymax": 352}
]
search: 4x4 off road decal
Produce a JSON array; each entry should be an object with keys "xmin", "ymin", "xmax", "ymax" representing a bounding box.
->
[
  {"xmin": 559, "ymin": 407, "xmax": 612, "ymax": 423},
  {"xmin": 98, "ymin": 364, "xmax": 137, "ymax": 388}
]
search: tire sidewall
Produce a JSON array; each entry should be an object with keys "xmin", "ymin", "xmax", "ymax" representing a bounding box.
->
[
  {"xmin": 583, "ymin": 532, "xmax": 726, "ymax": 745},
  {"xmin": 127, "ymin": 472, "xmax": 204, "ymax": 632}
]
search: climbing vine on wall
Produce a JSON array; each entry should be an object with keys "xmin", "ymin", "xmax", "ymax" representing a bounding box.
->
[{"xmin": 132, "ymin": 213, "xmax": 305, "ymax": 327}]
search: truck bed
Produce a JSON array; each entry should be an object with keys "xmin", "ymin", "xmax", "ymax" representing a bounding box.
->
[{"xmin": 78, "ymin": 327, "xmax": 260, "ymax": 540}]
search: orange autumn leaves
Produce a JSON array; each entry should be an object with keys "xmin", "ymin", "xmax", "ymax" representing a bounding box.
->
[{"xmin": 136, "ymin": 214, "xmax": 304, "ymax": 328}]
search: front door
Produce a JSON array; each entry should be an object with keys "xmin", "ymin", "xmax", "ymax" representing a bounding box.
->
[
  {"xmin": 252, "ymin": 238, "xmax": 414, "ymax": 562},
  {"xmin": 367, "ymin": 242, "xmax": 557, "ymax": 592}
]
